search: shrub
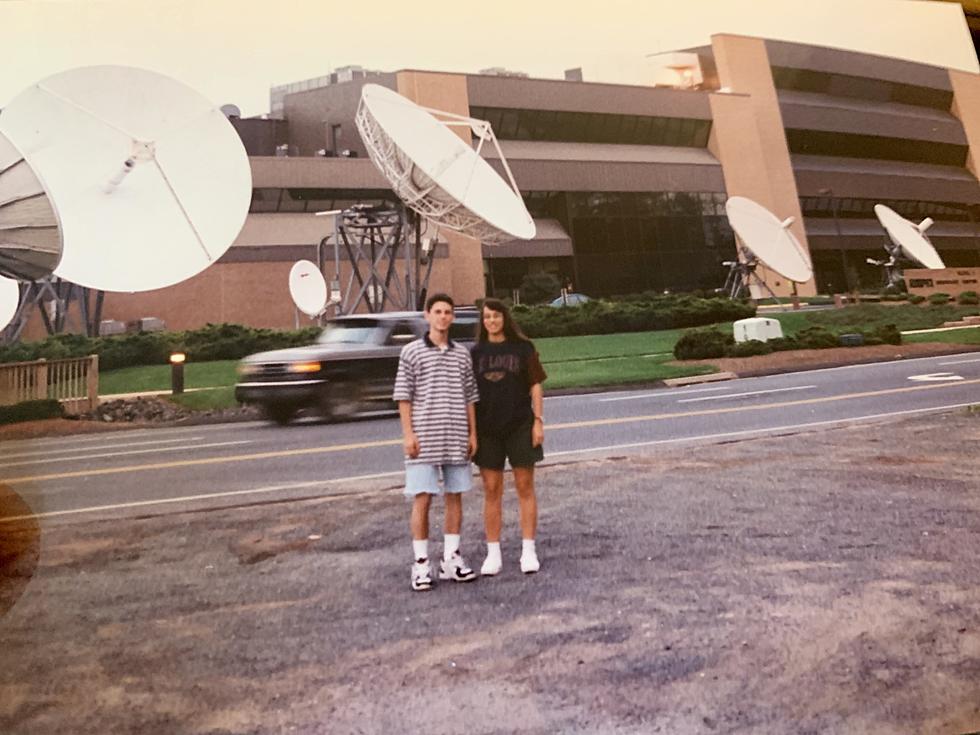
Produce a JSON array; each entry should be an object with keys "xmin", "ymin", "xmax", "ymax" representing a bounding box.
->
[
  {"xmin": 727, "ymin": 340, "xmax": 773, "ymax": 357},
  {"xmin": 929, "ymin": 292, "xmax": 951, "ymax": 306},
  {"xmin": 673, "ymin": 328, "xmax": 734, "ymax": 360},
  {"xmin": 0, "ymin": 399, "xmax": 65, "ymax": 425},
  {"xmin": 958, "ymin": 291, "xmax": 979, "ymax": 306},
  {"xmin": 795, "ymin": 326, "xmax": 840, "ymax": 350},
  {"xmin": 908, "ymin": 294, "xmax": 926, "ymax": 304}
]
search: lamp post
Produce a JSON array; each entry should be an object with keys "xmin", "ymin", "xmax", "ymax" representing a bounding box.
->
[
  {"xmin": 170, "ymin": 352, "xmax": 186, "ymax": 395},
  {"xmin": 818, "ymin": 187, "xmax": 852, "ymax": 293}
]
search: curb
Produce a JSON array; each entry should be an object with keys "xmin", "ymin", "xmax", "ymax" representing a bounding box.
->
[{"xmin": 663, "ymin": 371, "xmax": 738, "ymax": 387}]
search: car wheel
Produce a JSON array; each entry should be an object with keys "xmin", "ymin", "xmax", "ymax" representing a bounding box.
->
[
  {"xmin": 262, "ymin": 403, "xmax": 298, "ymax": 426},
  {"xmin": 319, "ymin": 380, "xmax": 363, "ymax": 422}
]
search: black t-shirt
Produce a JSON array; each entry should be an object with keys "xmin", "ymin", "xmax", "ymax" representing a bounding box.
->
[{"xmin": 470, "ymin": 339, "xmax": 547, "ymax": 436}]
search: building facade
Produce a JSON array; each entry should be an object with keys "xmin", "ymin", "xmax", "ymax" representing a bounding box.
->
[{"xmin": 28, "ymin": 33, "xmax": 980, "ymax": 338}]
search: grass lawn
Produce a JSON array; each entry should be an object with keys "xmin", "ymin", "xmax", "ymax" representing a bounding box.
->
[
  {"xmin": 99, "ymin": 360, "xmax": 239, "ymax": 395},
  {"xmin": 166, "ymin": 387, "xmax": 238, "ymax": 411},
  {"xmin": 770, "ymin": 304, "xmax": 980, "ymax": 335},
  {"xmin": 904, "ymin": 326, "xmax": 980, "ymax": 345}
]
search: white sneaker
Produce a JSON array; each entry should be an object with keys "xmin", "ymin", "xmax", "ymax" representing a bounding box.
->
[
  {"xmin": 411, "ymin": 558, "xmax": 433, "ymax": 591},
  {"xmin": 520, "ymin": 552, "xmax": 540, "ymax": 574},
  {"xmin": 481, "ymin": 555, "xmax": 502, "ymax": 576},
  {"xmin": 439, "ymin": 551, "xmax": 477, "ymax": 582}
]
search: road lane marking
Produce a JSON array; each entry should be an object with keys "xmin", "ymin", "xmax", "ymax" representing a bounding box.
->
[
  {"xmin": 677, "ymin": 385, "xmax": 816, "ymax": 403},
  {"xmin": 1, "ymin": 436, "xmax": 205, "ymax": 461},
  {"xmin": 939, "ymin": 357, "xmax": 980, "ymax": 366},
  {"xmin": 1, "ymin": 438, "xmax": 403, "ymax": 484},
  {"xmin": 0, "ymin": 440, "xmax": 252, "ymax": 470},
  {"xmin": 907, "ymin": 373, "xmax": 964, "ymax": 382},
  {"xmin": 545, "ymin": 401, "xmax": 980, "ymax": 459},
  {"xmin": 5, "ymin": 377, "xmax": 980, "ymax": 485},
  {"xmin": 0, "ymin": 471, "xmax": 405, "ymax": 523},
  {"xmin": 599, "ymin": 386, "xmax": 731, "ymax": 402},
  {"xmin": 7, "ymin": 400, "xmax": 978, "ymax": 525}
]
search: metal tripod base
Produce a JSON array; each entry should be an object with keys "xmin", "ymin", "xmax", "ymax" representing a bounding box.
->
[
  {"xmin": 719, "ymin": 259, "xmax": 781, "ymax": 303},
  {"xmin": 0, "ymin": 277, "xmax": 104, "ymax": 344}
]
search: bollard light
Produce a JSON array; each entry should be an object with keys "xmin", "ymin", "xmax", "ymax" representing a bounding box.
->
[{"xmin": 170, "ymin": 352, "xmax": 186, "ymax": 395}]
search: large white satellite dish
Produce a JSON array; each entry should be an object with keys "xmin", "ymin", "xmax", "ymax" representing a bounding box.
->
[
  {"xmin": 355, "ymin": 84, "xmax": 535, "ymax": 243},
  {"xmin": 288, "ymin": 260, "xmax": 328, "ymax": 317},
  {"xmin": 0, "ymin": 65, "xmax": 252, "ymax": 292},
  {"xmin": 725, "ymin": 197, "xmax": 813, "ymax": 283},
  {"xmin": 873, "ymin": 204, "xmax": 945, "ymax": 270},
  {"xmin": 0, "ymin": 130, "xmax": 63, "ymax": 281},
  {"xmin": 0, "ymin": 276, "xmax": 19, "ymax": 330}
]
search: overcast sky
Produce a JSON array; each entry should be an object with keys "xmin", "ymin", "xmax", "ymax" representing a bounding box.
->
[{"xmin": 1, "ymin": 0, "xmax": 976, "ymax": 117}]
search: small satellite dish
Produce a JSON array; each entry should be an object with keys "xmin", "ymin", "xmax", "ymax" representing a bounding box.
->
[
  {"xmin": 220, "ymin": 103, "xmax": 242, "ymax": 119},
  {"xmin": 355, "ymin": 84, "xmax": 535, "ymax": 243},
  {"xmin": 288, "ymin": 260, "xmax": 328, "ymax": 317},
  {"xmin": 0, "ymin": 130, "xmax": 63, "ymax": 281},
  {"xmin": 0, "ymin": 276, "xmax": 19, "ymax": 331},
  {"xmin": 0, "ymin": 65, "xmax": 252, "ymax": 292},
  {"xmin": 725, "ymin": 197, "xmax": 813, "ymax": 283},
  {"xmin": 874, "ymin": 204, "xmax": 945, "ymax": 269}
]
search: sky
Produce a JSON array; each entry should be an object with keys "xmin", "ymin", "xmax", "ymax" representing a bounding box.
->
[{"xmin": 0, "ymin": 0, "xmax": 977, "ymax": 117}]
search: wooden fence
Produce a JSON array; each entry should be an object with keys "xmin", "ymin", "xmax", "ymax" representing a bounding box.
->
[{"xmin": 0, "ymin": 355, "xmax": 100, "ymax": 415}]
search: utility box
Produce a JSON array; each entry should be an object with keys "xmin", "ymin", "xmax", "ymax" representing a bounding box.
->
[{"xmin": 733, "ymin": 317, "xmax": 783, "ymax": 343}]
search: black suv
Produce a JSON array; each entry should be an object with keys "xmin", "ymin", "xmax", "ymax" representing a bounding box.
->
[{"xmin": 235, "ymin": 310, "xmax": 479, "ymax": 424}]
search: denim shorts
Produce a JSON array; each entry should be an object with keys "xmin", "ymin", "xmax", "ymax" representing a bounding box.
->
[{"xmin": 403, "ymin": 463, "xmax": 473, "ymax": 497}]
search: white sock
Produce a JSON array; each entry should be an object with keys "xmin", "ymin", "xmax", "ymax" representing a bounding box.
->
[
  {"xmin": 522, "ymin": 539, "xmax": 536, "ymax": 558},
  {"xmin": 412, "ymin": 539, "xmax": 428, "ymax": 562},
  {"xmin": 485, "ymin": 542, "xmax": 501, "ymax": 561},
  {"xmin": 444, "ymin": 534, "xmax": 461, "ymax": 560}
]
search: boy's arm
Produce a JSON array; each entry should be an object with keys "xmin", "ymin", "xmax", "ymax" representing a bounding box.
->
[
  {"xmin": 399, "ymin": 401, "xmax": 419, "ymax": 458},
  {"xmin": 467, "ymin": 401, "xmax": 477, "ymax": 458}
]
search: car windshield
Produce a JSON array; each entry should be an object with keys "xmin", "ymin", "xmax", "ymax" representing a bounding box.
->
[{"xmin": 316, "ymin": 320, "xmax": 385, "ymax": 345}]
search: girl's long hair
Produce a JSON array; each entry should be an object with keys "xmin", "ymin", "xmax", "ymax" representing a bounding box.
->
[{"xmin": 477, "ymin": 298, "xmax": 531, "ymax": 344}]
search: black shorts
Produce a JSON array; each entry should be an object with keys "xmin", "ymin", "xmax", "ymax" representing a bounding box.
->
[{"xmin": 474, "ymin": 419, "xmax": 544, "ymax": 470}]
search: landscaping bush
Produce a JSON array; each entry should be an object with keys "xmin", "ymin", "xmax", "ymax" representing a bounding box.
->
[
  {"xmin": 728, "ymin": 340, "xmax": 773, "ymax": 357},
  {"xmin": 929, "ymin": 292, "xmax": 951, "ymax": 306},
  {"xmin": 794, "ymin": 326, "xmax": 840, "ymax": 350},
  {"xmin": 0, "ymin": 399, "xmax": 65, "ymax": 425},
  {"xmin": 514, "ymin": 295, "xmax": 755, "ymax": 338},
  {"xmin": 908, "ymin": 294, "xmax": 926, "ymax": 304},
  {"xmin": 673, "ymin": 328, "xmax": 734, "ymax": 360},
  {"xmin": 0, "ymin": 323, "xmax": 323, "ymax": 371},
  {"xmin": 958, "ymin": 291, "xmax": 979, "ymax": 306}
]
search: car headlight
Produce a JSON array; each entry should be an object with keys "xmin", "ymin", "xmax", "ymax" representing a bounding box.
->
[
  {"xmin": 237, "ymin": 363, "xmax": 260, "ymax": 376},
  {"xmin": 289, "ymin": 361, "xmax": 322, "ymax": 374}
]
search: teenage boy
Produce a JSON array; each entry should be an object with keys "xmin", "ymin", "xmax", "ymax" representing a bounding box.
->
[{"xmin": 393, "ymin": 293, "xmax": 480, "ymax": 591}]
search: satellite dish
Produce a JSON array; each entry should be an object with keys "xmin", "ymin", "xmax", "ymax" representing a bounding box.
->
[
  {"xmin": 220, "ymin": 103, "xmax": 242, "ymax": 119},
  {"xmin": 0, "ymin": 276, "xmax": 19, "ymax": 331},
  {"xmin": 355, "ymin": 84, "xmax": 535, "ymax": 243},
  {"xmin": 874, "ymin": 204, "xmax": 945, "ymax": 269},
  {"xmin": 0, "ymin": 65, "xmax": 252, "ymax": 292},
  {"xmin": 725, "ymin": 197, "xmax": 813, "ymax": 283},
  {"xmin": 0, "ymin": 129, "xmax": 63, "ymax": 281},
  {"xmin": 288, "ymin": 260, "xmax": 328, "ymax": 317}
]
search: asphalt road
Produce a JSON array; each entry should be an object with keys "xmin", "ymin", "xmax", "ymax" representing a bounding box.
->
[{"xmin": 3, "ymin": 351, "xmax": 980, "ymax": 524}]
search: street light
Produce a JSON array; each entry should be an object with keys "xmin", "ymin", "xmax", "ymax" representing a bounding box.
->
[{"xmin": 818, "ymin": 187, "xmax": 853, "ymax": 293}]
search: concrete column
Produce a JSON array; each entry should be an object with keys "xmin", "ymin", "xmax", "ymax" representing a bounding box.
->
[
  {"xmin": 948, "ymin": 69, "xmax": 980, "ymax": 183},
  {"xmin": 708, "ymin": 34, "xmax": 815, "ymax": 297},
  {"xmin": 395, "ymin": 71, "xmax": 486, "ymax": 305}
]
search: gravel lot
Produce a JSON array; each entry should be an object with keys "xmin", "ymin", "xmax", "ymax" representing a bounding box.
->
[{"xmin": 2, "ymin": 408, "xmax": 980, "ymax": 734}]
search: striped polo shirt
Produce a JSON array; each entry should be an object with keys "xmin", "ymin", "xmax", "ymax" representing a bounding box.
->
[{"xmin": 392, "ymin": 333, "xmax": 479, "ymax": 465}]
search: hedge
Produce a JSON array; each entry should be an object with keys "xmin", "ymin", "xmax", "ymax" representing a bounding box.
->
[
  {"xmin": 673, "ymin": 323, "xmax": 902, "ymax": 360},
  {"xmin": 512, "ymin": 295, "xmax": 756, "ymax": 338},
  {"xmin": 0, "ymin": 399, "xmax": 65, "ymax": 425},
  {"xmin": 0, "ymin": 324, "xmax": 322, "ymax": 371}
]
